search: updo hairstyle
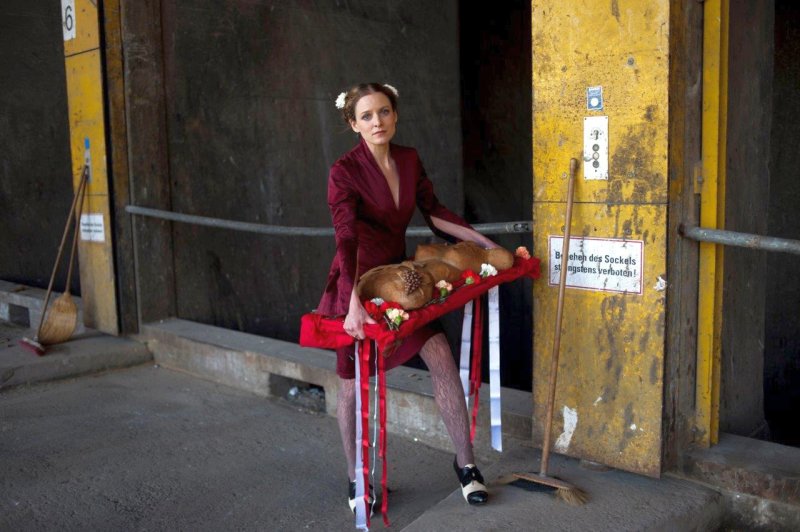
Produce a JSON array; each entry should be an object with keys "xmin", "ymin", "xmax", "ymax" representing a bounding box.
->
[{"xmin": 339, "ymin": 83, "xmax": 398, "ymax": 125}]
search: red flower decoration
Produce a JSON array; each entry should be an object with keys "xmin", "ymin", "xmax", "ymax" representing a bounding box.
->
[
  {"xmin": 460, "ymin": 269, "xmax": 479, "ymax": 285},
  {"xmin": 363, "ymin": 300, "xmax": 382, "ymax": 320}
]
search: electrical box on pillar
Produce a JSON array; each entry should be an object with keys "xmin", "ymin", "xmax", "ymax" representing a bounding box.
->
[{"xmin": 532, "ymin": 0, "xmax": 669, "ymax": 477}]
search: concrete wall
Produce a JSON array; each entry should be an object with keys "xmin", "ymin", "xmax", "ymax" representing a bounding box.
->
[
  {"xmin": 157, "ymin": 1, "xmax": 463, "ymax": 343},
  {"xmin": 765, "ymin": 1, "xmax": 800, "ymax": 446},
  {"xmin": 719, "ymin": 0, "xmax": 774, "ymax": 437},
  {"xmin": 460, "ymin": 0, "xmax": 533, "ymax": 391},
  {"xmin": 0, "ymin": 2, "xmax": 77, "ymax": 294}
]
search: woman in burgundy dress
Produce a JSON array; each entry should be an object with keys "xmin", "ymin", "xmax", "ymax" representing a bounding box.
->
[{"xmin": 317, "ymin": 83, "xmax": 495, "ymax": 510}]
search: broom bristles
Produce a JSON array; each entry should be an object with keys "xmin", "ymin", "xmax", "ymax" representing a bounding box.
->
[
  {"xmin": 38, "ymin": 293, "xmax": 78, "ymax": 345},
  {"xmin": 505, "ymin": 472, "xmax": 589, "ymax": 504},
  {"xmin": 555, "ymin": 486, "xmax": 589, "ymax": 506}
]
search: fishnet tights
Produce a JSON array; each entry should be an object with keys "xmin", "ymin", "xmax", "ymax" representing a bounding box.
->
[{"xmin": 337, "ymin": 333, "xmax": 474, "ymax": 481}]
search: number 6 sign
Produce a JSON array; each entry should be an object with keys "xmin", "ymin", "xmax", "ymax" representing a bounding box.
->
[{"xmin": 62, "ymin": 0, "xmax": 76, "ymax": 41}]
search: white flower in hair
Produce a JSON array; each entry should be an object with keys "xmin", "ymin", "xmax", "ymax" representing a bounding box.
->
[
  {"xmin": 335, "ymin": 92, "xmax": 346, "ymax": 109},
  {"xmin": 383, "ymin": 84, "xmax": 399, "ymax": 97}
]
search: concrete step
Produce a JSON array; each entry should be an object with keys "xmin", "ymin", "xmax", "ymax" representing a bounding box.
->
[
  {"xmin": 0, "ymin": 280, "xmax": 85, "ymax": 335},
  {"xmin": 402, "ymin": 443, "xmax": 727, "ymax": 532},
  {"xmin": 0, "ymin": 321, "xmax": 152, "ymax": 390},
  {"xmin": 140, "ymin": 318, "xmax": 533, "ymax": 458},
  {"xmin": 681, "ymin": 433, "xmax": 800, "ymax": 530}
]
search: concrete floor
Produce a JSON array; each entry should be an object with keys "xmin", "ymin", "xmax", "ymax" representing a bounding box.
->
[
  {"xmin": 7, "ymin": 319, "xmax": 798, "ymax": 531},
  {"xmin": 0, "ymin": 364, "xmax": 458, "ymax": 531}
]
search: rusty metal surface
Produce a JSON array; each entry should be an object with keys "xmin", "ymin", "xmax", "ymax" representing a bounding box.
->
[
  {"xmin": 532, "ymin": 203, "xmax": 667, "ymax": 477},
  {"xmin": 532, "ymin": 0, "xmax": 670, "ymax": 476}
]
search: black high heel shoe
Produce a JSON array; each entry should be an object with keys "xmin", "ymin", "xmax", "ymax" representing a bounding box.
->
[
  {"xmin": 348, "ymin": 480, "xmax": 375, "ymax": 514},
  {"xmin": 453, "ymin": 458, "xmax": 489, "ymax": 505}
]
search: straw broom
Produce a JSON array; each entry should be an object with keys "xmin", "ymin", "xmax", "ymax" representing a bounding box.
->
[
  {"xmin": 38, "ymin": 167, "xmax": 87, "ymax": 345},
  {"xmin": 19, "ymin": 165, "xmax": 88, "ymax": 355},
  {"xmin": 508, "ymin": 158, "xmax": 588, "ymax": 505}
]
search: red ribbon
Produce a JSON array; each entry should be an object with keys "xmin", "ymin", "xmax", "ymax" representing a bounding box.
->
[
  {"xmin": 359, "ymin": 339, "xmax": 372, "ymax": 528},
  {"xmin": 469, "ymin": 295, "xmax": 483, "ymax": 443},
  {"xmin": 298, "ymin": 255, "xmax": 541, "ymax": 526}
]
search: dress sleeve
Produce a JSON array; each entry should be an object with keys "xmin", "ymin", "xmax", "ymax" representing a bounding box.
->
[
  {"xmin": 415, "ymin": 153, "xmax": 472, "ymax": 242},
  {"xmin": 328, "ymin": 164, "xmax": 359, "ymax": 309}
]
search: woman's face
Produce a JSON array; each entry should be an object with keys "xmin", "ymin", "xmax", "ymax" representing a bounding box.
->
[{"xmin": 350, "ymin": 92, "xmax": 397, "ymax": 147}]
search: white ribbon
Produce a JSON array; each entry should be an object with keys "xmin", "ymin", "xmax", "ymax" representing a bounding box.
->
[
  {"xmin": 459, "ymin": 300, "xmax": 474, "ymax": 408},
  {"xmin": 370, "ymin": 342, "xmax": 378, "ymax": 517},
  {"xmin": 488, "ymin": 286, "xmax": 502, "ymax": 451},
  {"xmin": 353, "ymin": 341, "xmax": 368, "ymax": 530}
]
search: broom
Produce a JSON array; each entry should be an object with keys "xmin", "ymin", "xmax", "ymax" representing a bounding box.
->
[
  {"xmin": 19, "ymin": 165, "xmax": 89, "ymax": 355},
  {"xmin": 509, "ymin": 158, "xmax": 588, "ymax": 505},
  {"xmin": 38, "ymin": 166, "xmax": 88, "ymax": 345}
]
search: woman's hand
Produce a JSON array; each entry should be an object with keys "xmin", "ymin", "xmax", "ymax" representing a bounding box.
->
[{"xmin": 344, "ymin": 291, "xmax": 377, "ymax": 340}]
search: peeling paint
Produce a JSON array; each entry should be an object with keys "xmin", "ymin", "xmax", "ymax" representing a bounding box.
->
[
  {"xmin": 532, "ymin": 0, "xmax": 667, "ymax": 477},
  {"xmin": 555, "ymin": 406, "xmax": 578, "ymax": 453}
]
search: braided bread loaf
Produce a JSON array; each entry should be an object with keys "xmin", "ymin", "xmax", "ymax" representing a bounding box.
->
[
  {"xmin": 356, "ymin": 243, "xmax": 515, "ymax": 310},
  {"xmin": 414, "ymin": 241, "xmax": 514, "ymax": 273},
  {"xmin": 356, "ymin": 262, "xmax": 435, "ymax": 310}
]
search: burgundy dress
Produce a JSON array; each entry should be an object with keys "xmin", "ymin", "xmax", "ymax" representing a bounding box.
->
[{"xmin": 317, "ymin": 138, "xmax": 472, "ymax": 379}]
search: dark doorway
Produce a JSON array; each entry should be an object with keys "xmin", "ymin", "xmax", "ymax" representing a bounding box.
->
[
  {"xmin": 460, "ymin": 1, "xmax": 533, "ymax": 391},
  {"xmin": 764, "ymin": 0, "xmax": 800, "ymax": 447},
  {"xmin": 720, "ymin": 0, "xmax": 800, "ymax": 448}
]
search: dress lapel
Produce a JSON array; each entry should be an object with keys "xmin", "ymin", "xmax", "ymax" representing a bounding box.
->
[{"xmin": 358, "ymin": 138, "xmax": 402, "ymax": 211}]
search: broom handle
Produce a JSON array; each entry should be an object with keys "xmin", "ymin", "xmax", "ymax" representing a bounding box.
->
[
  {"xmin": 540, "ymin": 158, "xmax": 578, "ymax": 477},
  {"xmin": 34, "ymin": 165, "xmax": 89, "ymax": 339},
  {"xmin": 64, "ymin": 167, "xmax": 89, "ymax": 295}
]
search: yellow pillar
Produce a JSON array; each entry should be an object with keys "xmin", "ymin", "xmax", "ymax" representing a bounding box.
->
[
  {"xmin": 694, "ymin": 0, "xmax": 729, "ymax": 448},
  {"xmin": 532, "ymin": 0, "xmax": 669, "ymax": 476},
  {"xmin": 62, "ymin": 0, "xmax": 119, "ymax": 334}
]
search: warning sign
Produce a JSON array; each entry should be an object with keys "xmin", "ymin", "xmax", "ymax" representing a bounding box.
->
[
  {"xmin": 80, "ymin": 213, "xmax": 106, "ymax": 243},
  {"xmin": 549, "ymin": 236, "xmax": 643, "ymax": 294}
]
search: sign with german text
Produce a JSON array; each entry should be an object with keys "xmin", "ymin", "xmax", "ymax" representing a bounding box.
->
[{"xmin": 548, "ymin": 236, "xmax": 643, "ymax": 294}]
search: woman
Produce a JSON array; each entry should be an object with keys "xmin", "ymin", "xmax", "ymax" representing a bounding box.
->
[{"xmin": 317, "ymin": 83, "xmax": 494, "ymax": 511}]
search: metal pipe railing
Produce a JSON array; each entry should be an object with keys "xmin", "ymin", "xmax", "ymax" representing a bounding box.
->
[
  {"xmin": 680, "ymin": 225, "xmax": 800, "ymax": 255},
  {"xmin": 125, "ymin": 205, "xmax": 533, "ymax": 236}
]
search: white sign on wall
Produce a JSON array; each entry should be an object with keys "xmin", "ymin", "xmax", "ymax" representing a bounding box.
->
[
  {"xmin": 80, "ymin": 213, "xmax": 105, "ymax": 242},
  {"xmin": 549, "ymin": 236, "xmax": 644, "ymax": 294},
  {"xmin": 62, "ymin": 0, "xmax": 76, "ymax": 41}
]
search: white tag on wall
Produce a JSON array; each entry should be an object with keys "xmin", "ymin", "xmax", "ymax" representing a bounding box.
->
[
  {"xmin": 62, "ymin": 0, "xmax": 76, "ymax": 41},
  {"xmin": 80, "ymin": 213, "xmax": 105, "ymax": 243}
]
